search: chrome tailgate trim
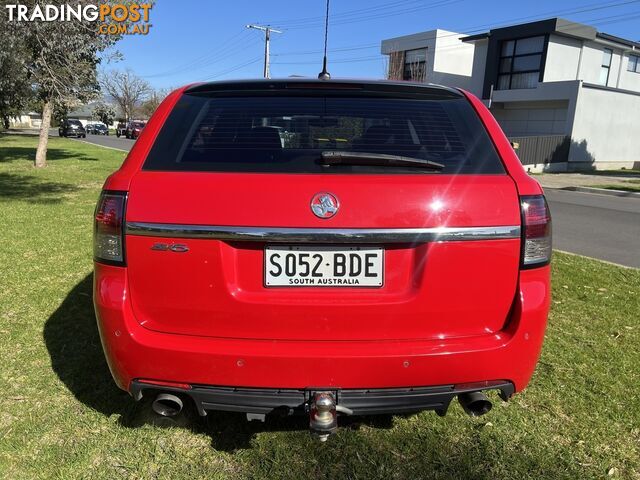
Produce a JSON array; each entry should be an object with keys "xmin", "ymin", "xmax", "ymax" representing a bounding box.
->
[{"xmin": 126, "ymin": 222, "xmax": 521, "ymax": 243}]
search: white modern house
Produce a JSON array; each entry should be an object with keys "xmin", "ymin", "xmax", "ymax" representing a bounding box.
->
[{"xmin": 382, "ymin": 18, "xmax": 640, "ymax": 171}]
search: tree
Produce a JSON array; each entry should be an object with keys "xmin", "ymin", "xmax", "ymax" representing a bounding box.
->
[
  {"xmin": 386, "ymin": 51, "xmax": 405, "ymax": 81},
  {"xmin": 1, "ymin": 1, "xmax": 127, "ymax": 167},
  {"xmin": 93, "ymin": 103, "xmax": 116, "ymax": 126},
  {"xmin": 137, "ymin": 88, "xmax": 169, "ymax": 119},
  {"xmin": 100, "ymin": 70, "xmax": 151, "ymax": 122},
  {"xmin": 52, "ymin": 101, "xmax": 70, "ymax": 126},
  {"xmin": 0, "ymin": 13, "xmax": 33, "ymax": 130}
]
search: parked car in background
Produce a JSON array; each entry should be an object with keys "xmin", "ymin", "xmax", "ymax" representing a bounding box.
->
[
  {"xmin": 115, "ymin": 122, "xmax": 127, "ymax": 138},
  {"xmin": 58, "ymin": 118, "xmax": 86, "ymax": 138},
  {"xmin": 125, "ymin": 121, "xmax": 146, "ymax": 139},
  {"xmin": 93, "ymin": 79, "xmax": 552, "ymax": 440},
  {"xmin": 86, "ymin": 123, "xmax": 109, "ymax": 135}
]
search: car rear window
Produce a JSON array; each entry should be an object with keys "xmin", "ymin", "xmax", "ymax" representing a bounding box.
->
[{"xmin": 143, "ymin": 93, "xmax": 504, "ymax": 174}]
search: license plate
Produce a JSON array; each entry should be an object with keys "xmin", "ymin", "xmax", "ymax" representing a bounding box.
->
[{"xmin": 264, "ymin": 246, "xmax": 384, "ymax": 287}]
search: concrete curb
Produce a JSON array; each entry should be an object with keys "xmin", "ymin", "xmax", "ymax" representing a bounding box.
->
[{"xmin": 560, "ymin": 186, "xmax": 640, "ymax": 198}]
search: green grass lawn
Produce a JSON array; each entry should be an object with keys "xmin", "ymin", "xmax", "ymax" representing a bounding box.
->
[
  {"xmin": 583, "ymin": 169, "xmax": 640, "ymax": 176},
  {"xmin": 591, "ymin": 179, "xmax": 640, "ymax": 193},
  {"xmin": 1, "ymin": 133, "xmax": 639, "ymax": 479}
]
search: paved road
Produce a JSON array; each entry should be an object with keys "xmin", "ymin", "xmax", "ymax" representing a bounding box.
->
[
  {"xmin": 79, "ymin": 133, "xmax": 134, "ymax": 151},
  {"xmin": 50, "ymin": 128, "xmax": 134, "ymax": 151},
  {"xmin": 61, "ymin": 130, "xmax": 640, "ymax": 268},
  {"xmin": 545, "ymin": 189, "xmax": 639, "ymax": 268}
]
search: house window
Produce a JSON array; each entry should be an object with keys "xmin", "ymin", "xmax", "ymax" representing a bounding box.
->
[
  {"xmin": 600, "ymin": 48, "xmax": 613, "ymax": 85},
  {"xmin": 403, "ymin": 48, "xmax": 427, "ymax": 82},
  {"xmin": 627, "ymin": 54, "xmax": 640, "ymax": 73},
  {"xmin": 496, "ymin": 35, "xmax": 545, "ymax": 90}
]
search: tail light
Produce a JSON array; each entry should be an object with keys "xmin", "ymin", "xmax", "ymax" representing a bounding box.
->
[
  {"xmin": 94, "ymin": 191, "xmax": 127, "ymax": 265},
  {"xmin": 520, "ymin": 195, "xmax": 552, "ymax": 268}
]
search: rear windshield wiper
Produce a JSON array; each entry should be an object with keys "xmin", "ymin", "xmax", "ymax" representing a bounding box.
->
[{"xmin": 320, "ymin": 151, "xmax": 444, "ymax": 171}]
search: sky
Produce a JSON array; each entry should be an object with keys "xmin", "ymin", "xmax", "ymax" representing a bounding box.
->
[{"xmin": 106, "ymin": 0, "xmax": 640, "ymax": 89}]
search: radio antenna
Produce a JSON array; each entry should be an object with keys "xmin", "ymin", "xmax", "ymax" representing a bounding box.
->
[{"xmin": 318, "ymin": 0, "xmax": 331, "ymax": 80}]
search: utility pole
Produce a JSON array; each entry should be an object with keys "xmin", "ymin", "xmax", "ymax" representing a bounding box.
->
[{"xmin": 246, "ymin": 24, "xmax": 282, "ymax": 79}]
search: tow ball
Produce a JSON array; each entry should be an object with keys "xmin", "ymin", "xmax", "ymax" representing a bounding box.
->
[
  {"xmin": 308, "ymin": 391, "xmax": 353, "ymax": 441},
  {"xmin": 309, "ymin": 391, "xmax": 338, "ymax": 441}
]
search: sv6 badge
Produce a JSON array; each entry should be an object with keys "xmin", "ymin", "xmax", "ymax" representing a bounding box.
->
[{"xmin": 151, "ymin": 243, "xmax": 189, "ymax": 253}]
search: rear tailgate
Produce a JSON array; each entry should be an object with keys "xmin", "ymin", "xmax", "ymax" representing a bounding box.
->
[
  {"xmin": 125, "ymin": 172, "xmax": 521, "ymax": 341},
  {"xmin": 123, "ymin": 85, "xmax": 522, "ymax": 342}
]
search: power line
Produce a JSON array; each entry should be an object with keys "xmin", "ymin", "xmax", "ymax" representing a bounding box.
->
[
  {"xmin": 272, "ymin": 10, "xmax": 640, "ymax": 70},
  {"xmin": 199, "ymin": 9, "xmax": 640, "ymax": 82},
  {"xmin": 144, "ymin": 0, "xmax": 639, "ymax": 83},
  {"xmin": 273, "ymin": 55, "xmax": 383, "ymax": 65},
  {"xmin": 274, "ymin": 0, "xmax": 640, "ymax": 59},
  {"xmin": 267, "ymin": 0, "xmax": 638, "ymax": 31},
  {"xmin": 141, "ymin": 30, "xmax": 259, "ymax": 78},
  {"xmin": 187, "ymin": 34, "xmax": 264, "ymax": 73},
  {"xmin": 257, "ymin": 0, "xmax": 430, "ymax": 27},
  {"xmin": 263, "ymin": 0, "xmax": 466, "ymax": 30},
  {"xmin": 285, "ymin": 1, "xmax": 466, "ymax": 30},
  {"xmin": 200, "ymin": 57, "xmax": 263, "ymax": 81},
  {"xmin": 273, "ymin": 43, "xmax": 380, "ymax": 57}
]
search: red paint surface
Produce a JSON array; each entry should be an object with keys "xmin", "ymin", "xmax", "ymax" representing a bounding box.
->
[
  {"xmin": 95, "ymin": 85, "xmax": 550, "ymax": 395},
  {"xmin": 94, "ymin": 263, "xmax": 549, "ymax": 391}
]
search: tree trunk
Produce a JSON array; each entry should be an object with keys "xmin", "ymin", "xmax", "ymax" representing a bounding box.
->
[{"xmin": 35, "ymin": 100, "xmax": 52, "ymax": 168}]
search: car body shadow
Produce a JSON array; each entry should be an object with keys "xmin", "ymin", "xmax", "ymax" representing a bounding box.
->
[
  {"xmin": 43, "ymin": 273, "xmax": 397, "ymax": 452},
  {"xmin": 43, "ymin": 273, "xmax": 130, "ymax": 418},
  {"xmin": 44, "ymin": 274, "xmax": 556, "ymax": 478}
]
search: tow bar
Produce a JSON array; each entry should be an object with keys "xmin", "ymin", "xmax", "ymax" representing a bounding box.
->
[
  {"xmin": 309, "ymin": 392, "xmax": 337, "ymax": 441},
  {"xmin": 308, "ymin": 391, "xmax": 353, "ymax": 441}
]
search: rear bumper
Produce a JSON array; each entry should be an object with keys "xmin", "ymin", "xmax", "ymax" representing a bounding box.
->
[
  {"xmin": 94, "ymin": 263, "xmax": 550, "ymax": 397},
  {"xmin": 130, "ymin": 380, "xmax": 515, "ymax": 417}
]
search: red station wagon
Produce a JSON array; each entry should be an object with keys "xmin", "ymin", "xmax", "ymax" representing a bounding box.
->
[{"xmin": 93, "ymin": 79, "xmax": 551, "ymax": 440}]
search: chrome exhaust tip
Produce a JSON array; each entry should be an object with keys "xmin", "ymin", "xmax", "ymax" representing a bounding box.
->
[
  {"xmin": 152, "ymin": 393, "xmax": 183, "ymax": 417},
  {"xmin": 458, "ymin": 391, "xmax": 492, "ymax": 417}
]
